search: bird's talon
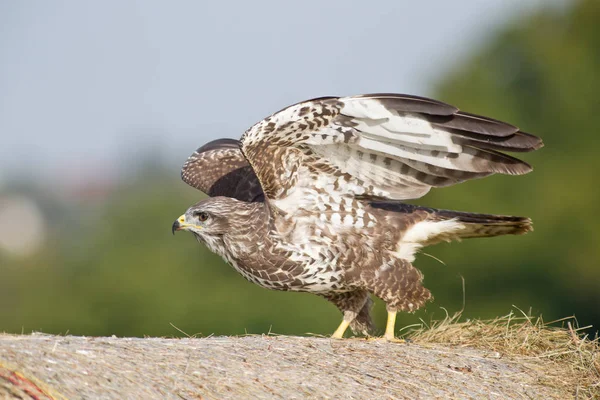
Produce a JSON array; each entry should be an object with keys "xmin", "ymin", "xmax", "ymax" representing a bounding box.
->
[
  {"xmin": 385, "ymin": 336, "xmax": 409, "ymax": 344},
  {"xmin": 365, "ymin": 336, "xmax": 408, "ymax": 344}
]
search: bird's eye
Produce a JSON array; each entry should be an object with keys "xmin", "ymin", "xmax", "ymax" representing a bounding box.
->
[{"xmin": 196, "ymin": 211, "xmax": 209, "ymax": 222}]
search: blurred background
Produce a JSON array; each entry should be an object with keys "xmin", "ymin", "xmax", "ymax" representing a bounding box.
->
[{"xmin": 1, "ymin": 0, "xmax": 598, "ymax": 338}]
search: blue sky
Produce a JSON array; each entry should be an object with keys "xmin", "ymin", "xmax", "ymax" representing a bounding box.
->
[{"xmin": 0, "ymin": 0, "xmax": 564, "ymax": 180}]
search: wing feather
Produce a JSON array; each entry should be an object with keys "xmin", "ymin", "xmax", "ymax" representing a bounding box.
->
[
  {"xmin": 239, "ymin": 93, "xmax": 542, "ymax": 205},
  {"xmin": 181, "ymin": 138, "xmax": 264, "ymax": 202},
  {"xmin": 355, "ymin": 93, "xmax": 459, "ymax": 115},
  {"xmin": 428, "ymin": 111, "xmax": 519, "ymax": 137},
  {"xmin": 449, "ymin": 129, "xmax": 543, "ymax": 152}
]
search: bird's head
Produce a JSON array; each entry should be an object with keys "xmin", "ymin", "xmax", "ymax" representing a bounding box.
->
[{"xmin": 172, "ymin": 197, "xmax": 238, "ymax": 241}]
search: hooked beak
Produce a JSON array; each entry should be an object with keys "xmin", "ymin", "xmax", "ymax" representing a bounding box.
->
[
  {"xmin": 172, "ymin": 214, "xmax": 203, "ymax": 235},
  {"xmin": 172, "ymin": 215, "xmax": 186, "ymax": 235}
]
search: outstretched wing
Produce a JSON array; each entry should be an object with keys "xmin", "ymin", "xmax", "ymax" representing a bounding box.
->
[
  {"xmin": 240, "ymin": 93, "xmax": 542, "ymax": 206},
  {"xmin": 181, "ymin": 138, "xmax": 264, "ymax": 202}
]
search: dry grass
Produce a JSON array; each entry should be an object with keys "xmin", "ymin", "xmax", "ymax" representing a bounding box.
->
[
  {"xmin": 406, "ymin": 308, "xmax": 600, "ymax": 399},
  {"xmin": 1, "ymin": 309, "xmax": 599, "ymax": 398}
]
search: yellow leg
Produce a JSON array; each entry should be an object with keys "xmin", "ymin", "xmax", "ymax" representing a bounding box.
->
[
  {"xmin": 382, "ymin": 310, "xmax": 407, "ymax": 343},
  {"xmin": 364, "ymin": 310, "xmax": 405, "ymax": 343},
  {"xmin": 384, "ymin": 310, "xmax": 397, "ymax": 341},
  {"xmin": 331, "ymin": 319, "xmax": 351, "ymax": 339}
]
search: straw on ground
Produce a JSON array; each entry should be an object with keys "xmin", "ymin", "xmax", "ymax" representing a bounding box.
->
[{"xmin": 1, "ymin": 311, "xmax": 598, "ymax": 399}]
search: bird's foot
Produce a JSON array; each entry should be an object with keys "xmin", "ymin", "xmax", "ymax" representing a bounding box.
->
[
  {"xmin": 385, "ymin": 336, "xmax": 410, "ymax": 344},
  {"xmin": 366, "ymin": 335, "xmax": 410, "ymax": 344}
]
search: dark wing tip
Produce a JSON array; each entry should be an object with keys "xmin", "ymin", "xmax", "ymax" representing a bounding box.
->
[
  {"xmin": 511, "ymin": 161, "xmax": 533, "ymax": 175},
  {"xmin": 519, "ymin": 131, "xmax": 544, "ymax": 151},
  {"xmin": 450, "ymin": 129, "xmax": 544, "ymax": 153},
  {"xmin": 430, "ymin": 111, "xmax": 519, "ymax": 137}
]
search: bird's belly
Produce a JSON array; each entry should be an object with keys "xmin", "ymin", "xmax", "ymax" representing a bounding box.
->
[{"xmin": 287, "ymin": 259, "xmax": 347, "ymax": 293}]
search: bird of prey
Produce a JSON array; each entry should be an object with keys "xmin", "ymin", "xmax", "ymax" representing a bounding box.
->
[{"xmin": 172, "ymin": 93, "xmax": 542, "ymax": 341}]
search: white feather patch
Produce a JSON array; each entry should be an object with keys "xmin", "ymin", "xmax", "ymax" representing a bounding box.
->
[
  {"xmin": 396, "ymin": 220, "xmax": 466, "ymax": 262},
  {"xmin": 353, "ymin": 116, "xmax": 462, "ymax": 153}
]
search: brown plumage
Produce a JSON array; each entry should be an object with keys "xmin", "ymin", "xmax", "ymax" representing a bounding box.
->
[{"xmin": 173, "ymin": 93, "xmax": 542, "ymax": 340}]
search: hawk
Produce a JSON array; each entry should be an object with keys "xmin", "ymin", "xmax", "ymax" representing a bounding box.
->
[{"xmin": 172, "ymin": 94, "xmax": 542, "ymax": 341}]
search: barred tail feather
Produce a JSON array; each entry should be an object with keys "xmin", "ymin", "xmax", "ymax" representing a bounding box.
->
[
  {"xmin": 369, "ymin": 201, "xmax": 533, "ymax": 262},
  {"xmin": 393, "ymin": 209, "xmax": 533, "ymax": 262},
  {"xmin": 431, "ymin": 210, "xmax": 533, "ymax": 238}
]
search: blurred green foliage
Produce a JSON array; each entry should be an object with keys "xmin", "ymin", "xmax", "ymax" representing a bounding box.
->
[{"xmin": 1, "ymin": 0, "xmax": 599, "ymax": 337}]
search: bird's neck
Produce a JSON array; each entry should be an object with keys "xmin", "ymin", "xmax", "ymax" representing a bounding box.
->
[{"xmin": 220, "ymin": 201, "xmax": 269, "ymax": 261}]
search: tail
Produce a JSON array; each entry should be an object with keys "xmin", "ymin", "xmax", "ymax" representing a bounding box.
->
[
  {"xmin": 429, "ymin": 209, "xmax": 533, "ymax": 239},
  {"xmin": 369, "ymin": 201, "xmax": 533, "ymax": 241}
]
